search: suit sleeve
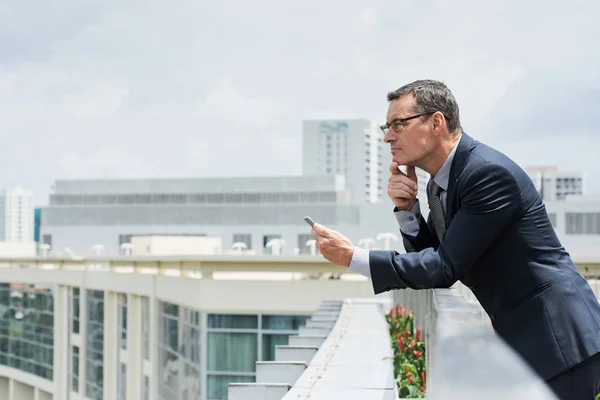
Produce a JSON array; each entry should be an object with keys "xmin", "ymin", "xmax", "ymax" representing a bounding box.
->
[
  {"xmin": 369, "ymin": 163, "xmax": 521, "ymax": 293},
  {"xmin": 401, "ymin": 211, "xmax": 439, "ymax": 253}
]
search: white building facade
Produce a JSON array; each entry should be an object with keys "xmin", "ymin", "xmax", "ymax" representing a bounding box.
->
[
  {"xmin": 0, "ymin": 187, "xmax": 34, "ymax": 243},
  {"xmin": 526, "ymin": 166, "xmax": 585, "ymax": 201},
  {"xmin": 302, "ymin": 119, "xmax": 389, "ymax": 204},
  {"xmin": 40, "ymin": 176, "xmax": 406, "ymax": 257}
]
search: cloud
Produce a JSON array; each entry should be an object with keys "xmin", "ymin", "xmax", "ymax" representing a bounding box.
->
[
  {"xmin": 0, "ymin": 0, "xmax": 599, "ymax": 205},
  {"xmin": 198, "ymin": 80, "xmax": 292, "ymax": 127},
  {"xmin": 490, "ymin": 61, "xmax": 600, "ymax": 138}
]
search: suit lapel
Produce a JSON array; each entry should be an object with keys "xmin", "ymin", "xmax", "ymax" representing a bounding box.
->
[{"xmin": 445, "ymin": 133, "xmax": 474, "ymax": 225}]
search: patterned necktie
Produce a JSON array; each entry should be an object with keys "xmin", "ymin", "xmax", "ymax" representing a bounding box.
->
[{"xmin": 427, "ymin": 179, "xmax": 446, "ymax": 241}]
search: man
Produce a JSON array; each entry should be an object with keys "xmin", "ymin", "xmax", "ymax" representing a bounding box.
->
[{"xmin": 312, "ymin": 79, "xmax": 600, "ymax": 399}]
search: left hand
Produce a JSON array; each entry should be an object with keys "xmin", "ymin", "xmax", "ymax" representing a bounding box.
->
[{"xmin": 312, "ymin": 223, "xmax": 354, "ymax": 267}]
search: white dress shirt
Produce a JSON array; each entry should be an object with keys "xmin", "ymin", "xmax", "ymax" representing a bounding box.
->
[{"xmin": 347, "ymin": 135, "xmax": 463, "ymax": 278}]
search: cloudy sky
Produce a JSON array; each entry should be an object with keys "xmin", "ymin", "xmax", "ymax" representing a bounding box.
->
[{"xmin": 1, "ymin": 0, "xmax": 599, "ymax": 204}]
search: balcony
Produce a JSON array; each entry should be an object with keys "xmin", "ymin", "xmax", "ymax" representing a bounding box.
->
[{"xmin": 231, "ymin": 285, "xmax": 559, "ymax": 399}]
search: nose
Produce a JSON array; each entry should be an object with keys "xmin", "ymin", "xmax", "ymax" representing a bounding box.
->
[{"xmin": 383, "ymin": 129, "xmax": 395, "ymax": 144}]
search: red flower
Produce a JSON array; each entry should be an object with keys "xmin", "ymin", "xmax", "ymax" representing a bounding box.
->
[
  {"xmin": 397, "ymin": 336, "xmax": 405, "ymax": 351},
  {"xmin": 416, "ymin": 327, "xmax": 422, "ymax": 342},
  {"xmin": 408, "ymin": 374, "xmax": 413, "ymax": 383},
  {"xmin": 408, "ymin": 340, "xmax": 415, "ymax": 349},
  {"xmin": 421, "ymin": 372, "xmax": 426, "ymax": 385},
  {"xmin": 413, "ymin": 350, "xmax": 422, "ymax": 358},
  {"xmin": 421, "ymin": 385, "xmax": 425, "ymax": 393},
  {"xmin": 404, "ymin": 329, "xmax": 410, "ymax": 340}
]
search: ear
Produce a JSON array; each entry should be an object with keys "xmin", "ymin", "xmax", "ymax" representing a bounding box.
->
[{"xmin": 432, "ymin": 111, "xmax": 445, "ymax": 135}]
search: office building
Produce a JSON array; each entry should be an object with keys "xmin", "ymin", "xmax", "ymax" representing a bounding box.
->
[
  {"xmin": 526, "ymin": 166, "xmax": 585, "ymax": 201},
  {"xmin": 0, "ymin": 187, "xmax": 34, "ymax": 243},
  {"xmin": 40, "ymin": 175, "xmax": 404, "ymax": 256},
  {"xmin": 0, "ymin": 256, "xmax": 380, "ymax": 400},
  {"xmin": 302, "ymin": 119, "xmax": 388, "ymax": 204}
]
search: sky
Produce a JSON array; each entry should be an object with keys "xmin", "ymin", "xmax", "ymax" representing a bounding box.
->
[{"xmin": 0, "ymin": 0, "xmax": 599, "ymax": 205}]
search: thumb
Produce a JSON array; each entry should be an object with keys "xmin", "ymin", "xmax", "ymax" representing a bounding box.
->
[
  {"xmin": 313, "ymin": 223, "xmax": 328, "ymax": 237},
  {"xmin": 389, "ymin": 162, "xmax": 401, "ymax": 175},
  {"xmin": 407, "ymin": 165, "xmax": 417, "ymax": 182}
]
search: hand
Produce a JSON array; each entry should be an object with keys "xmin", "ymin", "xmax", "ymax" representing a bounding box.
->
[
  {"xmin": 388, "ymin": 162, "xmax": 418, "ymax": 211},
  {"xmin": 311, "ymin": 223, "xmax": 354, "ymax": 267}
]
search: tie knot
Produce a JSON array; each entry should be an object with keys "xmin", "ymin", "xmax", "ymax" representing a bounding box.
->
[{"xmin": 427, "ymin": 179, "xmax": 442, "ymax": 197}]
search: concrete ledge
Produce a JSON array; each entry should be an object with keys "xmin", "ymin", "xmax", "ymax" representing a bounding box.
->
[
  {"xmin": 288, "ymin": 335, "xmax": 327, "ymax": 347},
  {"xmin": 305, "ymin": 320, "xmax": 336, "ymax": 329},
  {"xmin": 228, "ymin": 383, "xmax": 291, "ymax": 400},
  {"xmin": 298, "ymin": 326, "xmax": 332, "ymax": 336},
  {"xmin": 311, "ymin": 314, "xmax": 339, "ymax": 321},
  {"xmin": 275, "ymin": 345, "xmax": 319, "ymax": 363},
  {"xmin": 256, "ymin": 361, "xmax": 307, "ymax": 385},
  {"xmin": 281, "ymin": 299, "xmax": 396, "ymax": 400}
]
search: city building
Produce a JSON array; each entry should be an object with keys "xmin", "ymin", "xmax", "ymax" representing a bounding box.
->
[
  {"xmin": 0, "ymin": 187, "xmax": 34, "ymax": 243},
  {"xmin": 39, "ymin": 175, "xmax": 404, "ymax": 257},
  {"xmin": 526, "ymin": 166, "xmax": 585, "ymax": 201},
  {"xmin": 0, "ymin": 187, "xmax": 36, "ymax": 256},
  {"xmin": 0, "ymin": 256, "xmax": 380, "ymax": 400},
  {"xmin": 302, "ymin": 119, "xmax": 388, "ymax": 204}
]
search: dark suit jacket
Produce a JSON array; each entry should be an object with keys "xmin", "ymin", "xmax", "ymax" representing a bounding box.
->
[{"xmin": 370, "ymin": 133, "xmax": 600, "ymax": 380}]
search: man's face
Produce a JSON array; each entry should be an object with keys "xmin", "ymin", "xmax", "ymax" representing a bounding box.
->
[{"xmin": 383, "ymin": 94, "xmax": 435, "ymax": 167}]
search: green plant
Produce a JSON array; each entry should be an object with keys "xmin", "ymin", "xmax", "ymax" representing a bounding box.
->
[{"xmin": 386, "ymin": 304, "xmax": 426, "ymax": 398}]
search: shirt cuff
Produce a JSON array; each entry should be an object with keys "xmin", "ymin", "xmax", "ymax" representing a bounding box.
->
[
  {"xmin": 395, "ymin": 200, "xmax": 421, "ymax": 237},
  {"xmin": 347, "ymin": 246, "xmax": 371, "ymax": 278}
]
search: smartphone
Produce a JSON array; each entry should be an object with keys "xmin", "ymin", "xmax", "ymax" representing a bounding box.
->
[{"xmin": 303, "ymin": 216, "xmax": 316, "ymax": 227}]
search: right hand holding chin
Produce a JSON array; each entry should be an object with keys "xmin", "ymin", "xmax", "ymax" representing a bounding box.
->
[{"xmin": 388, "ymin": 162, "xmax": 418, "ymax": 211}]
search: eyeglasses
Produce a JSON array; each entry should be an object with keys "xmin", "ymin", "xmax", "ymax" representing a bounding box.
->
[{"xmin": 380, "ymin": 111, "xmax": 436, "ymax": 134}]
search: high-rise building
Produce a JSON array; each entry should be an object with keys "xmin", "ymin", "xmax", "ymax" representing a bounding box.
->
[
  {"xmin": 525, "ymin": 166, "xmax": 585, "ymax": 201},
  {"xmin": 0, "ymin": 186, "xmax": 34, "ymax": 243},
  {"xmin": 302, "ymin": 119, "xmax": 388, "ymax": 204},
  {"xmin": 301, "ymin": 119, "xmax": 430, "ymax": 212}
]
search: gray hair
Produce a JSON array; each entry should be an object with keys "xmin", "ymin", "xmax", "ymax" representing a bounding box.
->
[{"xmin": 387, "ymin": 80, "xmax": 462, "ymax": 133}]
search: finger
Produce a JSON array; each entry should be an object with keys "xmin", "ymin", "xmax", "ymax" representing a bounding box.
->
[
  {"xmin": 389, "ymin": 180, "xmax": 418, "ymax": 195},
  {"xmin": 311, "ymin": 229, "xmax": 319, "ymax": 241},
  {"xmin": 389, "ymin": 188, "xmax": 417, "ymax": 200},
  {"xmin": 389, "ymin": 162, "xmax": 401, "ymax": 175},
  {"xmin": 389, "ymin": 175, "xmax": 418, "ymax": 192},
  {"xmin": 406, "ymin": 165, "xmax": 417, "ymax": 182},
  {"xmin": 313, "ymin": 223, "xmax": 330, "ymax": 238}
]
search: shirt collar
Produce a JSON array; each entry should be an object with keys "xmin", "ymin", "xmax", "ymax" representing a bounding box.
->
[{"xmin": 432, "ymin": 134, "xmax": 462, "ymax": 191}]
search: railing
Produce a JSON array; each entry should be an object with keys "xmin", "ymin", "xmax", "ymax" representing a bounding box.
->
[
  {"xmin": 234, "ymin": 285, "xmax": 560, "ymax": 399},
  {"xmin": 413, "ymin": 286, "xmax": 558, "ymax": 399}
]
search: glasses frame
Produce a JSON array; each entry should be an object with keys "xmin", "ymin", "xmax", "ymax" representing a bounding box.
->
[{"xmin": 380, "ymin": 111, "xmax": 436, "ymax": 134}]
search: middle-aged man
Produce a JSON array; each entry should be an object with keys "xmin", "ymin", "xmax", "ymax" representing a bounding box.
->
[{"xmin": 311, "ymin": 79, "xmax": 600, "ymax": 399}]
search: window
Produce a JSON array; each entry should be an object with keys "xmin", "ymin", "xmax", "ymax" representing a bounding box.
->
[
  {"xmin": 71, "ymin": 346, "xmax": 80, "ymax": 392},
  {"xmin": 566, "ymin": 213, "xmax": 600, "ymax": 234},
  {"xmin": 118, "ymin": 363, "xmax": 126, "ymax": 400},
  {"xmin": 71, "ymin": 288, "xmax": 80, "ymax": 333},
  {"xmin": 86, "ymin": 290, "xmax": 104, "ymax": 399},
  {"xmin": 42, "ymin": 234, "xmax": 52, "ymax": 246},
  {"xmin": 262, "ymin": 234, "xmax": 282, "ymax": 254},
  {"xmin": 232, "ymin": 234, "xmax": 252, "ymax": 250},
  {"xmin": 207, "ymin": 314, "xmax": 257, "ymax": 400},
  {"xmin": 142, "ymin": 297, "xmax": 150, "ymax": 361},
  {"xmin": 118, "ymin": 294, "xmax": 127, "ymax": 350},
  {"xmin": 158, "ymin": 302, "xmax": 201, "ymax": 400},
  {"xmin": 206, "ymin": 313, "xmax": 309, "ymax": 399},
  {"xmin": 0, "ymin": 283, "xmax": 54, "ymax": 380},
  {"xmin": 297, "ymin": 234, "xmax": 313, "ymax": 255}
]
